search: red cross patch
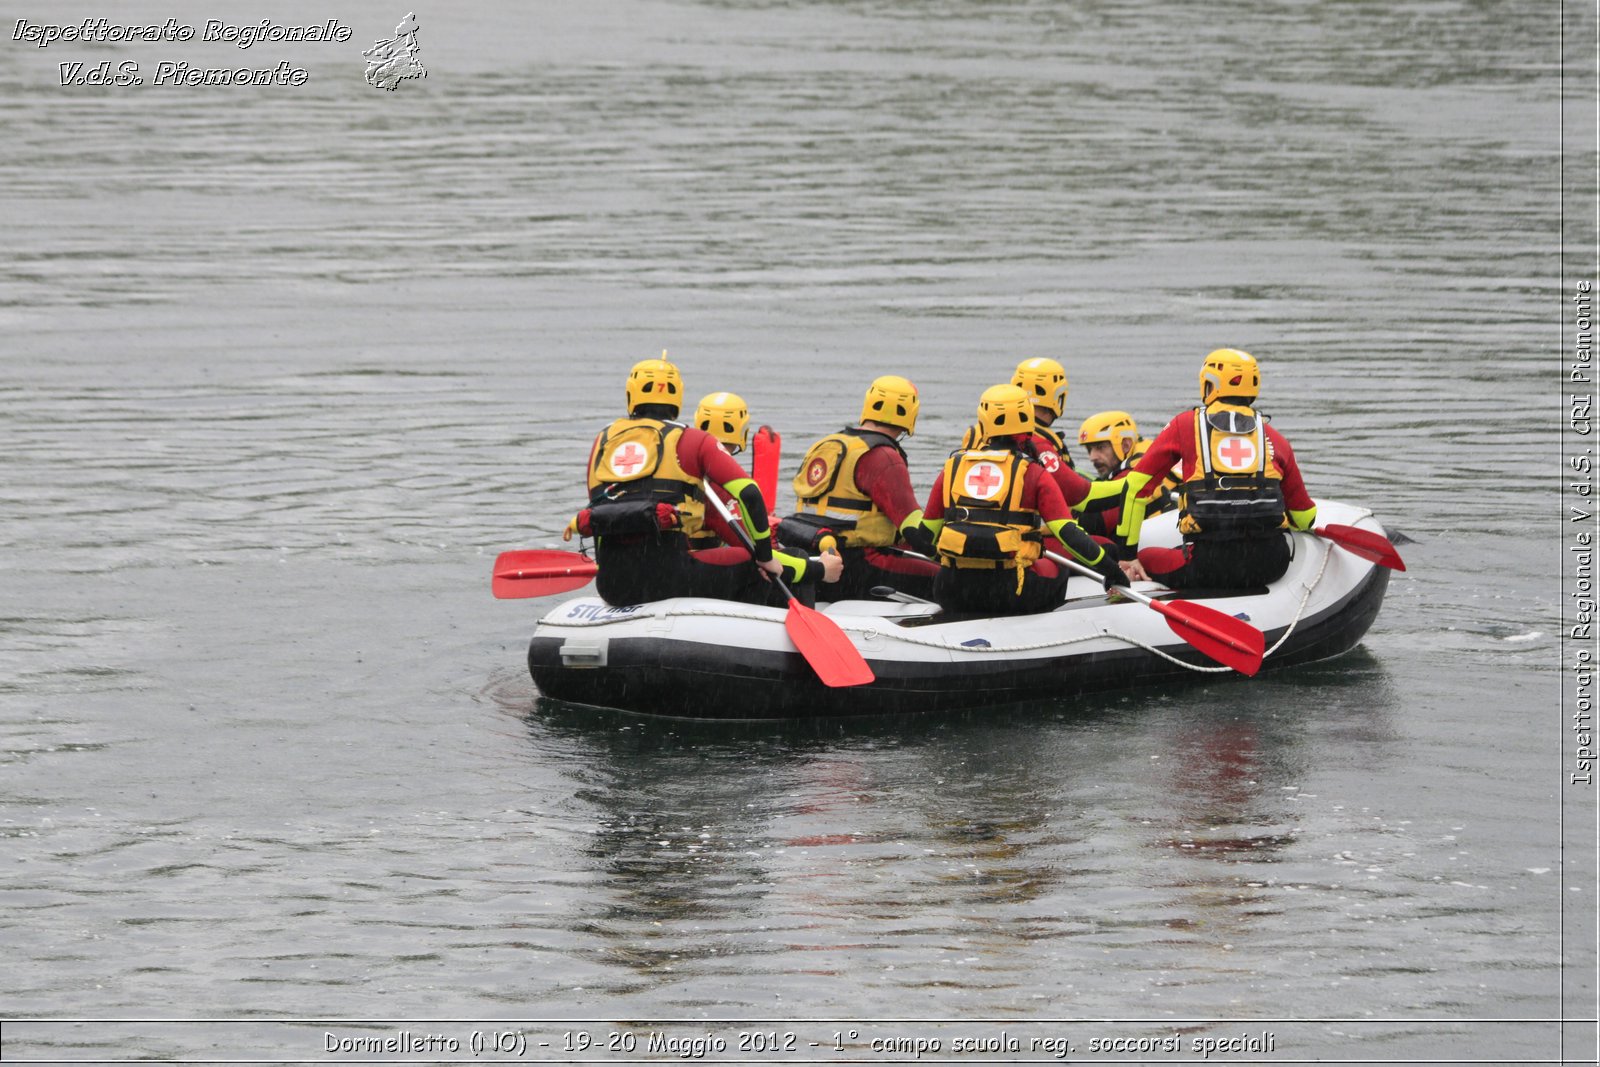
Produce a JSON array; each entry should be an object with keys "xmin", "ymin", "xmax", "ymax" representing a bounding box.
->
[
  {"xmin": 804, "ymin": 457, "xmax": 828, "ymax": 488},
  {"xmin": 963, "ymin": 462, "xmax": 1005, "ymax": 500},
  {"xmin": 609, "ymin": 441, "xmax": 648, "ymax": 476},
  {"xmin": 1216, "ymin": 435, "xmax": 1256, "ymax": 472},
  {"xmin": 1039, "ymin": 449, "xmax": 1060, "ymax": 473}
]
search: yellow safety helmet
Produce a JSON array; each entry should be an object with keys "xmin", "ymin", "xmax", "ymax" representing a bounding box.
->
[
  {"xmin": 1012, "ymin": 357, "xmax": 1068, "ymax": 419},
  {"xmin": 1199, "ymin": 348, "xmax": 1260, "ymax": 408},
  {"xmin": 626, "ymin": 354, "xmax": 683, "ymax": 413},
  {"xmin": 1078, "ymin": 410, "xmax": 1140, "ymax": 463},
  {"xmin": 860, "ymin": 375, "xmax": 919, "ymax": 435},
  {"xmin": 976, "ymin": 383, "xmax": 1035, "ymax": 440},
  {"xmin": 693, "ymin": 391, "xmax": 750, "ymax": 453}
]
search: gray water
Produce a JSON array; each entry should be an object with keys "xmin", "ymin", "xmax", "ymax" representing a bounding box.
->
[{"xmin": 1, "ymin": 0, "xmax": 1593, "ymax": 1062}]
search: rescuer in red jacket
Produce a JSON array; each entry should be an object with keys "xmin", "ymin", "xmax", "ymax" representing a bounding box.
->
[
  {"xmin": 1115, "ymin": 349, "xmax": 1317, "ymax": 590},
  {"xmin": 572, "ymin": 358, "xmax": 831, "ymax": 606},
  {"xmin": 919, "ymin": 384, "xmax": 1130, "ymax": 616},
  {"xmin": 780, "ymin": 375, "xmax": 940, "ymax": 601}
]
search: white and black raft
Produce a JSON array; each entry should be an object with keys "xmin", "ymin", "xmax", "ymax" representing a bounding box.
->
[{"xmin": 519, "ymin": 500, "xmax": 1402, "ymax": 719}]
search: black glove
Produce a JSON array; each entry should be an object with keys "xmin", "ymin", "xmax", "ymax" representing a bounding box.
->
[
  {"xmin": 900, "ymin": 522, "xmax": 935, "ymax": 557},
  {"xmin": 1093, "ymin": 550, "xmax": 1130, "ymax": 591}
]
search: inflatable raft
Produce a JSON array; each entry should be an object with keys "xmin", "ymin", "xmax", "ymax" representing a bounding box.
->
[{"xmin": 526, "ymin": 500, "xmax": 1394, "ymax": 719}]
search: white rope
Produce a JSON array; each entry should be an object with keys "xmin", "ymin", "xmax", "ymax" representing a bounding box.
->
[
  {"xmin": 863, "ymin": 626, "xmax": 1108, "ymax": 654},
  {"xmin": 1261, "ymin": 533, "xmax": 1333, "ymax": 658},
  {"xmin": 1102, "ymin": 630, "xmax": 1238, "ymax": 673},
  {"xmin": 661, "ymin": 604, "xmax": 783, "ymax": 623}
]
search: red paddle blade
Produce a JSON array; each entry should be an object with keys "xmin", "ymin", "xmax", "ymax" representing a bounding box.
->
[
  {"xmin": 1150, "ymin": 598, "xmax": 1265, "ymax": 677},
  {"xmin": 1315, "ymin": 524, "xmax": 1406, "ymax": 571},
  {"xmin": 784, "ymin": 601, "xmax": 875, "ymax": 687},
  {"xmin": 752, "ymin": 425, "xmax": 781, "ymax": 506},
  {"xmin": 492, "ymin": 549, "xmax": 599, "ymax": 599}
]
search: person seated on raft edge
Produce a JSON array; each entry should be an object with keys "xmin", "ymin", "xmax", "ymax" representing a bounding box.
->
[
  {"xmin": 953, "ymin": 359, "xmax": 1126, "ymax": 557},
  {"xmin": 687, "ymin": 389, "xmax": 843, "ymax": 599},
  {"xmin": 778, "ymin": 374, "xmax": 941, "ymax": 602},
  {"xmin": 1112, "ymin": 347, "xmax": 1317, "ymax": 591},
  {"xmin": 909, "ymin": 383, "xmax": 1132, "ymax": 618},
  {"xmin": 563, "ymin": 356, "xmax": 837, "ymax": 608},
  {"xmin": 1073, "ymin": 409, "xmax": 1178, "ymax": 541}
]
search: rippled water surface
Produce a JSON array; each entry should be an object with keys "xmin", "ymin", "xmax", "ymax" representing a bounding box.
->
[{"xmin": 1, "ymin": 0, "xmax": 1590, "ymax": 1061}]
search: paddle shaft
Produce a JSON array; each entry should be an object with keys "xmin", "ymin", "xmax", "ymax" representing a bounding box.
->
[
  {"xmin": 1042, "ymin": 549, "xmax": 1264, "ymax": 669},
  {"xmin": 1044, "ymin": 550, "xmax": 1158, "ymax": 607},
  {"xmin": 702, "ymin": 478, "xmax": 797, "ymax": 601},
  {"xmin": 703, "ymin": 477, "xmax": 875, "ymax": 687}
]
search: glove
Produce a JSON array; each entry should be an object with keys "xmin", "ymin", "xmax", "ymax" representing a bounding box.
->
[
  {"xmin": 1093, "ymin": 550, "xmax": 1130, "ymax": 591},
  {"xmin": 900, "ymin": 521, "xmax": 935, "ymax": 556}
]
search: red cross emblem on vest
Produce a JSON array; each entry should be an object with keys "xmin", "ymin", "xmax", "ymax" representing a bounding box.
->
[
  {"xmin": 1039, "ymin": 449, "xmax": 1060, "ymax": 473},
  {"xmin": 805, "ymin": 457, "xmax": 828, "ymax": 487},
  {"xmin": 963, "ymin": 461, "xmax": 1005, "ymax": 500},
  {"xmin": 1216, "ymin": 434, "xmax": 1256, "ymax": 472},
  {"xmin": 610, "ymin": 441, "xmax": 648, "ymax": 476}
]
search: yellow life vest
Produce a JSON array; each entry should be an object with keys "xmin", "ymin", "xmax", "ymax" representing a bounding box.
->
[
  {"xmin": 587, "ymin": 417, "xmax": 706, "ymax": 537},
  {"xmin": 1177, "ymin": 406, "xmax": 1287, "ymax": 539},
  {"xmin": 935, "ymin": 449, "xmax": 1043, "ymax": 571},
  {"xmin": 790, "ymin": 428, "xmax": 899, "ymax": 548}
]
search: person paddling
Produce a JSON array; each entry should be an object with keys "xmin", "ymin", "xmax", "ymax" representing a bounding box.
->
[
  {"xmin": 1074, "ymin": 409, "xmax": 1178, "ymax": 540},
  {"xmin": 1011, "ymin": 357, "xmax": 1079, "ymax": 468},
  {"xmin": 567, "ymin": 357, "xmax": 831, "ymax": 606},
  {"xmin": 917, "ymin": 384, "xmax": 1130, "ymax": 616},
  {"xmin": 953, "ymin": 359, "xmax": 1128, "ymax": 551},
  {"xmin": 780, "ymin": 375, "xmax": 939, "ymax": 601},
  {"xmin": 1114, "ymin": 348, "xmax": 1317, "ymax": 589},
  {"xmin": 687, "ymin": 389, "xmax": 844, "ymax": 593},
  {"xmin": 685, "ymin": 390, "xmax": 755, "ymax": 551}
]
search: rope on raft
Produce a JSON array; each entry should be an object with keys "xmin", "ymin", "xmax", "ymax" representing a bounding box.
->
[{"xmin": 539, "ymin": 534, "xmax": 1337, "ymax": 672}]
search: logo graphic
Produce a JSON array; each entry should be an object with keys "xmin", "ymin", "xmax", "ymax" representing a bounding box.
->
[
  {"xmin": 363, "ymin": 12, "xmax": 425, "ymax": 90},
  {"xmin": 1039, "ymin": 449, "xmax": 1060, "ymax": 473},
  {"xmin": 1215, "ymin": 435, "xmax": 1257, "ymax": 472},
  {"xmin": 804, "ymin": 457, "xmax": 828, "ymax": 488},
  {"xmin": 962, "ymin": 462, "xmax": 1005, "ymax": 500},
  {"xmin": 608, "ymin": 442, "xmax": 649, "ymax": 477}
]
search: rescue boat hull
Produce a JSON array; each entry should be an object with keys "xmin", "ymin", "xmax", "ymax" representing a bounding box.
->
[{"xmin": 526, "ymin": 501, "xmax": 1395, "ymax": 719}]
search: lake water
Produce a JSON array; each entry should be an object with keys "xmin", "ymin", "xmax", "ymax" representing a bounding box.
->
[{"xmin": 1, "ymin": 0, "xmax": 1594, "ymax": 1062}]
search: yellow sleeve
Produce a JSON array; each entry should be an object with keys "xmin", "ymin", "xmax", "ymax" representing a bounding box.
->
[
  {"xmin": 773, "ymin": 549, "xmax": 811, "ymax": 584},
  {"xmin": 723, "ymin": 476, "xmax": 774, "ymax": 553},
  {"xmin": 1045, "ymin": 517, "xmax": 1108, "ymax": 566},
  {"xmin": 1113, "ymin": 474, "xmax": 1152, "ymax": 548}
]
